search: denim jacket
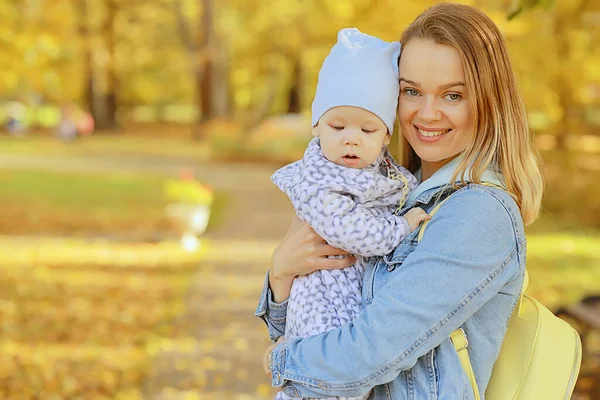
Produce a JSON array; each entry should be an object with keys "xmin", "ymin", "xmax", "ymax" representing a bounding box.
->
[{"xmin": 255, "ymin": 157, "xmax": 526, "ymax": 399}]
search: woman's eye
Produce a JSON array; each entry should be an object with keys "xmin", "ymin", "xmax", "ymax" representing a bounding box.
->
[
  {"xmin": 403, "ymin": 88, "xmax": 419, "ymax": 96},
  {"xmin": 331, "ymin": 125, "xmax": 344, "ymax": 130},
  {"xmin": 362, "ymin": 129, "xmax": 375, "ymax": 134},
  {"xmin": 445, "ymin": 93, "xmax": 462, "ymax": 101}
]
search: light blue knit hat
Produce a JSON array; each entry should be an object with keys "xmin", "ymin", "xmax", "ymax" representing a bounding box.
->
[{"xmin": 311, "ymin": 28, "xmax": 401, "ymax": 134}]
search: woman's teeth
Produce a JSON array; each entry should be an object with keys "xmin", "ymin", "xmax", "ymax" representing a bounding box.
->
[{"xmin": 418, "ymin": 128, "xmax": 450, "ymax": 137}]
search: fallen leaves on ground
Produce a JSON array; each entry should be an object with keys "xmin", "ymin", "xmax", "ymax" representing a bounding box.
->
[{"xmin": 0, "ymin": 239, "xmax": 199, "ymax": 399}]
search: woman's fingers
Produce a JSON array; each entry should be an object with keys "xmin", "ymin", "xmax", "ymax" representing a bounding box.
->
[
  {"xmin": 273, "ymin": 216, "xmax": 355, "ymax": 277},
  {"xmin": 311, "ymin": 236, "xmax": 357, "ymax": 269},
  {"xmin": 263, "ymin": 336, "xmax": 286, "ymax": 375},
  {"xmin": 313, "ymin": 254, "xmax": 357, "ymax": 270},
  {"xmin": 317, "ymin": 243, "xmax": 351, "ymax": 256},
  {"xmin": 312, "ymin": 242, "xmax": 357, "ymax": 271}
]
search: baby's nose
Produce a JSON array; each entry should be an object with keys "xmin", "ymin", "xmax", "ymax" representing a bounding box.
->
[{"xmin": 343, "ymin": 131, "xmax": 360, "ymax": 145}]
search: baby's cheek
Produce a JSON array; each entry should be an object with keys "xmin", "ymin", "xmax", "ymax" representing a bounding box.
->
[{"xmin": 320, "ymin": 142, "xmax": 339, "ymax": 163}]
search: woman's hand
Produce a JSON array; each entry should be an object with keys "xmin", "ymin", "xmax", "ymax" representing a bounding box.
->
[
  {"xmin": 263, "ymin": 336, "xmax": 285, "ymax": 376},
  {"xmin": 269, "ymin": 216, "xmax": 356, "ymax": 302}
]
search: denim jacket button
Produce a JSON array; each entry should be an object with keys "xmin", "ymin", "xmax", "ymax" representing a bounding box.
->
[{"xmin": 387, "ymin": 264, "xmax": 395, "ymax": 272}]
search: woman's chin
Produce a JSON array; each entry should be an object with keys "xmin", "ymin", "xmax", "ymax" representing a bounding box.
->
[
  {"xmin": 411, "ymin": 148, "xmax": 444, "ymax": 163},
  {"xmin": 414, "ymin": 150, "xmax": 463, "ymax": 166}
]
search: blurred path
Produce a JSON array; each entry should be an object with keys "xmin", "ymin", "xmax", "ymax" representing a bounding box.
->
[
  {"xmin": 1, "ymin": 152, "xmax": 295, "ymax": 398},
  {"xmin": 138, "ymin": 161, "xmax": 294, "ymax": 398},
  {"xmin": 141, "ymin": 241, "xmax": 284, "ymax": 399}
]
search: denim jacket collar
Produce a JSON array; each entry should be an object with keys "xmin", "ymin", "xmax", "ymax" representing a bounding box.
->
[{"xmin": 406, "ymin": 156, "xmax": 505, "ymax": 207}]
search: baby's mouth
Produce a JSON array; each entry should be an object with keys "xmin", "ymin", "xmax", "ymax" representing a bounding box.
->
[{"xmin": 342, "ymin": 154, "xmax": 360, "ymax": 166}]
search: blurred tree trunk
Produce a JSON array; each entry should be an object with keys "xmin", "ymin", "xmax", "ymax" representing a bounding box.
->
[
  {"xmin": 175, "ymin": 0, "xmax": 231, "ymax": 139},
  {"xmin": 103, "ymin": 0, "xmax": 119, "ymax": 131},
  {"xmin": 555, "ymin": 78, "xmax": 577, "ymax": 151},
  {"xmin": 212, "ymin": 35, "xmax": 232, "ymax": 119},
  {"xmin": 552, "ymin": 0, "xmax": 589, "ymax": 151},
  {"xmin": 77, "ymin": 0, "xmax": 99, "ymax": 124},
  {"xmin": 287, "ymin": 58, "xmax": 302, "ymax": 114},
  {"xmin": 554, "ymin": 10, "xmax": 570, "ymax": 151},
  {"xmin": 243, "ymin": 67, "xmax": 279, "ymax": 130},
  {"xmin": 197, "ymin": 0, "xmax": 214, "ymax": 130},
  {"xmin": 77, "ymin": 0, "xmax": 120, "ymax": 132}
]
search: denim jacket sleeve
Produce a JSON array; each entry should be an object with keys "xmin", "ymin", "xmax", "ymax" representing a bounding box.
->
[
  {"xmin": 267, "ymin": 187, "xmax": 525, "ymax": 397},
  {"xmin": 255, "ymin": 270, "xmax": 288, "ymax": 342}
]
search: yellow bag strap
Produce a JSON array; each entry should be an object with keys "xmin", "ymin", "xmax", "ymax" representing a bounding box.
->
[
  {"xmin": 416, "ymin": 182, "xmax": 515, "ymax": 400},
  {"xmin": 450, "ymin": 329, "xmax": 481, "ymax": 400},
  {"xmin": 416, "ymin": 198, "xmax": 447, "ymax": 242}
]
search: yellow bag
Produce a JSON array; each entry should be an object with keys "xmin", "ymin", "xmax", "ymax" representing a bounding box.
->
[{"xmin": 418, "ymin": 186, "xmax": 582, "ymax": 400}]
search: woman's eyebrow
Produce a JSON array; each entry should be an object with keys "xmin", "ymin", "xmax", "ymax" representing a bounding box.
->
[
  {"xmin": 400, "ymin": 78, "xmax": 465, "ymax": 90},
  {"xmin": 399, "ymin": 78, "xmax": 420, "ymax": 87},
  {"xmin": 440, "ymin": 82, "xmax": 465, "ymax": 89}
]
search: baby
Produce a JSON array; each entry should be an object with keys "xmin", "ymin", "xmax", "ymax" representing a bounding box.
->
[{"xmin": 271, "ymin": 28, "xmax": 429, "ymax": 400}]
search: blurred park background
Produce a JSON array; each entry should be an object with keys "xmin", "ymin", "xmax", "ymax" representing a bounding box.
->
[{"xmin": 0, "ymin": 0, "xmax": 599, "ymax": 398}]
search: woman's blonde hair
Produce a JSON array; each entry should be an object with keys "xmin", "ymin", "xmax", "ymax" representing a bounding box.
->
[{"xmin": 398, "ymin": 3, "xmax": 543, "ymax": 225}]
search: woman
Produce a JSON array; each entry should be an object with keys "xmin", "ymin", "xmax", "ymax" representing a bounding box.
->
[{"xmin": 255, "ymin": 3, "xmax": 543, "ymax": 399}]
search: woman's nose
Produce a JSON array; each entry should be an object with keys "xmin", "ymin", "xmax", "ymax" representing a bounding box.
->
[{"xmin": 418, "ymin": 97, "xmax": 442, "ymax": 122}]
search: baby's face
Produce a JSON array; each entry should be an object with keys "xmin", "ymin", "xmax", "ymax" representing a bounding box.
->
[{"xmin": 313, "ymin": 106, "xmax": 391, "ymax": 169}]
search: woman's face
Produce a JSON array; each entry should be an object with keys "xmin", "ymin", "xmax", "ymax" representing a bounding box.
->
[{"xmin": 398, "ymin": 39, "xmax": 474, "ymax": 166}]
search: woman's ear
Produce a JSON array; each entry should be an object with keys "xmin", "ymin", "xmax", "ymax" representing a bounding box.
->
[
  {"xmin": 312, "ymin": 125, "xmax": 320, "ymax": 137},
  {"xmin": 384, "ymin": 134, "xmax": 391, "ymax": 145}
]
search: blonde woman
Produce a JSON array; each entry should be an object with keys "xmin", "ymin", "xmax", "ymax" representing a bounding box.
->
[{"xmin": 256, "ymin": 3, "xmax": 543, "ymax": 399}]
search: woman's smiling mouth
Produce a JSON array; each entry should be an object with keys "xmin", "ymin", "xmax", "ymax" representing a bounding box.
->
[{"xmin": 414, "ymin": 125, "xmax": 452, "ymax": 142}]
